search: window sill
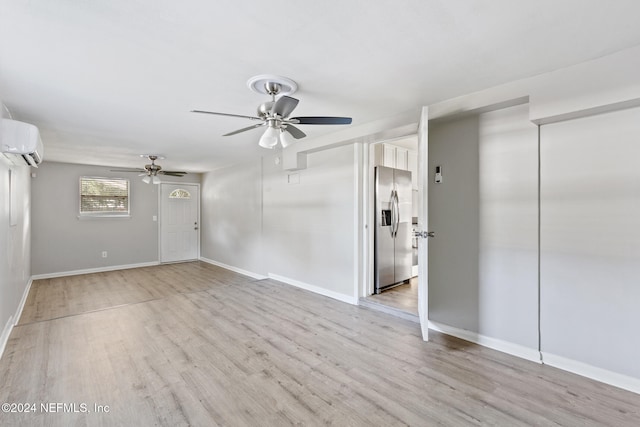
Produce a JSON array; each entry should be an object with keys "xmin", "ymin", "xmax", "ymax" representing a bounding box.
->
[{"xmin": 77, "ymin": 215, "xmax": 131, "ymax": 220}]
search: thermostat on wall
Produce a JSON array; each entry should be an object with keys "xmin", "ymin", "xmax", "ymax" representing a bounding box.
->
[{"xmin": 435, "ymin": 165, "xmax": 443, "ymax": 184}]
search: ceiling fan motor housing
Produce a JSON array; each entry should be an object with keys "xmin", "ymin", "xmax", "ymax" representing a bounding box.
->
[
  {"xmin": 145, "ymin": 164, "xmax": 162, "ymax": 175},
  {"xmin": 257, "ymin": 101, "xmax": 275, "ymax": 117}
]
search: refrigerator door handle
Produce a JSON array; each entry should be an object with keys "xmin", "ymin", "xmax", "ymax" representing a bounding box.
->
[
  {"xmin": 392, "ymin": 190, "xmax": 400, "ymax": 238},
  {"xmin": 395, "ymin": 191, "xmax": 400, "ymax": 237},
  {"xmin": 389, "ymin": 190, "xmax": 396, "ymax": 237}
]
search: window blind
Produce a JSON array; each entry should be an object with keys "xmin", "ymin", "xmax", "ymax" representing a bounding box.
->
[{"xmin": 80, "ymin": 177, "xmax": 130, "ymax": 215}]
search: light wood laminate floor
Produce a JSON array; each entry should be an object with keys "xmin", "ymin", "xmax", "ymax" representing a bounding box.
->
[
  {"xmin": 367, "ymin": 277, "xmax": 418, "ymax": 315},
  {"xmin": 1, "ymin": 262, "xmax": 639, "ymax": 426}
]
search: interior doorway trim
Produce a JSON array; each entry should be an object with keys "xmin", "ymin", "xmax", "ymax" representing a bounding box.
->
[{"xmin": 359, "ymin": 128, "xmax": 418, "ymax": 299}]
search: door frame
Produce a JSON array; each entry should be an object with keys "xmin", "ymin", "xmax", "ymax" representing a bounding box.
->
[
  {"xmin": 359, "ymin": 107, "xmax": 429, "ymax": 341},
  {"xmin": 158, "ymin": 182, "xmax": 201, "ymax": 263}
]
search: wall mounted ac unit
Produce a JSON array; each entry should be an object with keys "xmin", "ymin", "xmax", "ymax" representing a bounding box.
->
[{"xmin": 1, "ymin": 118, "xmax": 44, "ymax": 167}]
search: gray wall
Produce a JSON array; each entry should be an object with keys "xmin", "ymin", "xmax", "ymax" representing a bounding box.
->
[
  {"xmin": 478, "ymin": 105, "xmax": 539, "ymax": 349},
  {"xmin": 200, "ymin": 144, "xmax": 357, "ymax": 300},
  {"xmin": 428, "ymin": 100, "xmax": 640, "ymax": 382},
  {"xmin": 0, "ymin": 102, "xmax": 32, "ymax": 350},
  {"xmin": 31, "ymin": 161, "xmax": 200, "ymax": 276},
  {"xmin": 540, "ymin": 106, "xmax": 640, "ymax": 378},
  {"xmin": 428, "ymin": 104, "xmax": 539, "ymax": 351},
  {"xmin": 200, "ymin": 158, "xmax": 264, "ymax": 274},
  {"xmin": 428, "ymin": 115, "xmax": 480, "ymax": 330},
  {"xmin": 262, "ymin": 146, "xmax": 356, "ymax": 296}
]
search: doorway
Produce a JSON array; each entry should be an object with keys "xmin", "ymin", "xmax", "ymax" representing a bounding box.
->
[
  {"xmin": 364, "ymin": 136, "xmax": 419, "ymax": 317},
  {"xmin": 159, "ymin": 183, "xmax": 200, "ymax": 263},
  {"xmin": 359, "ymin": 108, "xmax": 429, "ymax": 339}
]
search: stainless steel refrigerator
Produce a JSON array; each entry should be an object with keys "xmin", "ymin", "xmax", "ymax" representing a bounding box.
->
[{"xmin": 374, "ymin": 166, "xmax": 413, "ymax": 294}]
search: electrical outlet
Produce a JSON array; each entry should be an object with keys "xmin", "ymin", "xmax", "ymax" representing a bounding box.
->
[{"xmin": 102, "ymin": 251, "xmax": 108, "ymax": 258}]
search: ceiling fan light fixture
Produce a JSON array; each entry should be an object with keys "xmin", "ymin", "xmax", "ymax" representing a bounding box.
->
[
  {"xmin": 152, "ymin": 176, "xmax": 161, "ymax": 185},
  {"xmin": 141, "ymin": 175, "xmax": 151, "ymax": 184},
  {"xmin": 259, "ymin": 126, "xmax": 279, "ymax": 149},
  {"xmin": 279, "ymin": 129, "xmax": 295, "ymax": 148}
]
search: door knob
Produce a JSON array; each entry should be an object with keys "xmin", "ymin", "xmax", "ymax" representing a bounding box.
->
[{"xmin": 414, "ymin": 230, "xmax": 435, "ymax": 238}]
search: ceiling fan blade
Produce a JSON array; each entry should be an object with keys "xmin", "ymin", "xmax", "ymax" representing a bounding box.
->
[
  {"xmin": 223, "ymin": 123, "xmax": 265, "ymax": 136},
  {"xmin": 291, "ymin": 116, "xmax": 352, "ymax": 125},
  {"xmin": 271, "ymin": 96, "xmax": 299, "ymax": 117},
  {"xmin": 285, "ymin": 125, "xmax": 307, "ymax": 139},
  {"xmin": 191, "ymin": 110, "xmax": 262, "ymax": 121},
  {"xmin": 160, "ymin": 171, "xmax": 187, "ymax": 177},
  {"xmin": 110, "ymin": 168, "xmax": 145, "ymax": 173}
]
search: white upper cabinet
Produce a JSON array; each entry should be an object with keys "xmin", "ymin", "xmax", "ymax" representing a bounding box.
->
[
  {"xmin": 374, "ymin": 143, "xmax": 418, "ymax": 189},
  {"xmin": 396, "ymin": 147, "xmax": 409, "ymax": 170},
  {"xmin": 382, "ymin": 144, "xmax": 396, "ymax": 167}
]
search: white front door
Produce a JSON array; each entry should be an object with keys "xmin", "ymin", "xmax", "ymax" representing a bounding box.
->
[{"xmin": 160, "ymin": 183, "xmax": 199, "ymax": 263}]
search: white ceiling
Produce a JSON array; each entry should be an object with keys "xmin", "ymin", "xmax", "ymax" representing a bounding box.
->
[{"xmin": 2, "ymin": 1, "xmax": 640, "ymax": 172}]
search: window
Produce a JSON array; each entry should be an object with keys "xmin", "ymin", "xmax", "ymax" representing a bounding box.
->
[
  {"xmin": 169, "ymin": 188, "xmax": 191, "ymax": 199},
  {"xmin": 80, "ymin": 177, "xmax": 130, "ymax": 217}
]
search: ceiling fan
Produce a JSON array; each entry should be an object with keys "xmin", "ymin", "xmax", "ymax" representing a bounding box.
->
[
  {"xmin": 191, "ymin": 75, "xmax": 352, "ymax": 149},
  {"xmin": 111, "ymin": 155, "xmax": 187, "ymax": 184}
]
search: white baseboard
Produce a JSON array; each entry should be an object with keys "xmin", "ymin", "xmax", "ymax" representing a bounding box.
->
[
  {"xmin": 199, "ymin": 259, "xmax": 358, "ymax": 306},
  {"xmin": 0, "ymin": 316, "xmax": 14, "ymax": 361},
  {"xmin": 542, "ymin": 352, "xmax": 640, "ymax": 395},
  {"xmin": 199, "ymin": 257, "xmax": 267, "ymax": 280},
  {"xmin": 426, "ymin": 322, "xmax": 640, "ymax": 395},
  {"xmin": 428, "ymin": 320, "xmax": 541, "ymax": 364},
  {"xmin": 0, "ymin": 278, "xmax": 32, "ymax": 360},
  {"xmin": 14, "ymin": 278, "xmax": 32, "ymax": 326},
  {"xmin": 268, "ymin": 273, "xmax": 359, "ymax": 305},
  {"xmin": 31, "ymin": 262, "xmax": 160, "ymax": 280}
]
